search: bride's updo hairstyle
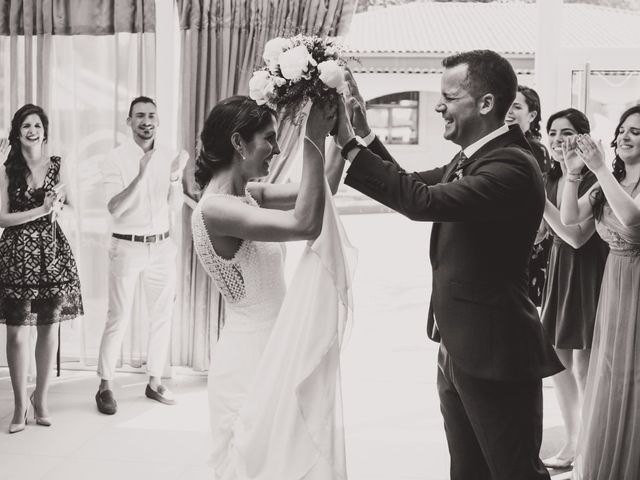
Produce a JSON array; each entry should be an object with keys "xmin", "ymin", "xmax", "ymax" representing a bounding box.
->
[{"xmin": 196, "ymin": 95, "xmax": 276, "ymax": 189}]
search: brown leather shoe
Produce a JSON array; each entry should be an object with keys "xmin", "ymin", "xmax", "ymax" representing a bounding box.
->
[
  {"xmin": 95, "ymin": 389, "xmax": 117, "ymax": 415},
  {"xmin": 145, "ymin": 384, "xmax": 176, "ymax": 405}
]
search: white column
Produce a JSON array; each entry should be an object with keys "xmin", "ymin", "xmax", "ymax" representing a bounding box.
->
[
  {"xmin": 155, "ymin": 0, "xmax": 180, "ymax": 151},
  {"xmin": 535, "ymin": 0, "xmax": 563, "ymax": 118}
]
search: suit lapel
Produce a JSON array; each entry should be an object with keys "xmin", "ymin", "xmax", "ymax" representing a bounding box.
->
[
  {"xmin": 430, "ymin": 126, "xmax": 530, "ymax": 269},
  {"xmin": 464, "ymin": 125, "xmax": 532, "ymax": 168},
  {"xmin": 442, "ymin": 153, "xmax": 462, "ymax": 183}
]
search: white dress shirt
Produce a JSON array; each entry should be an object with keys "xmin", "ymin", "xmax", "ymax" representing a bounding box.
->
[
  {"xmin": 101, "ymin": 138, "xmax": 180, "ymax": 235},
  {"xmin": 462, "ymin": 124, "xmax": 509, "ymax": 159}
]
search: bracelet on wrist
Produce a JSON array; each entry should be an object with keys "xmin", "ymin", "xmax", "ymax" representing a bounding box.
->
[{"xmin": 566, "ymin": 174, "xmax": 583, "ymax": 183}]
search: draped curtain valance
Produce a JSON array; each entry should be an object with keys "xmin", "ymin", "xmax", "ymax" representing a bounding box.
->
[
  {"xmin": 177, "ymin": 0, "xmax": 351, "ymax": 37},
  {"xmin": 0, "ymin": 0, "xmax": 155, "ymax": 36}
]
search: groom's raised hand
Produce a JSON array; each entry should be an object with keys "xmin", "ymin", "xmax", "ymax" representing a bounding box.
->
[
  {"xmin": 344, "ymin": 69, "xmax": 371, "ymax": 139},
  {"xmin": 335, "ymin": 97, "xmax": 356, "ymax": 149}
]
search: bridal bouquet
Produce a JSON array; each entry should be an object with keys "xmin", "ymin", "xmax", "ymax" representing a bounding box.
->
[{"xmin": 249, "ymin": 35, "xmax": 348, "ymax": 119}]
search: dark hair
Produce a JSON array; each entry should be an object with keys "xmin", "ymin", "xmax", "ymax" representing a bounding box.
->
[
  {"xmin": 545, "ymin": 108, "xmax": 590, "ymax": 181},
  {"xmin": 128, "ymin": 96, "xmax": 156, "ymax": 118},
  {"xmin": 517, "ymin": 85, "xmax": 542, "ymax": 140},
  {"xmin": 591, "ymin": 105, "xmax": 640, "ymax": 219},
  {"xmin": 195, "ymin": 96, "xmax": 276, "ymax": 189},
  {"xmin": 5, "ymin": 104, "xmax": 49, "ymax": 195},
  {"xmin": 442, "ymin": 49, "xmax": 517, "ymax": 120}
]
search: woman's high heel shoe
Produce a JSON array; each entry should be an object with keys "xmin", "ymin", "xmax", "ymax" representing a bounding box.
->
[
  {"xmin": 30, "ymin": 392, "xmax": 52, "ymax": 427},
  {"xmin": 8, "ymin": 409, "xmax": 27, "ymax": 434}
]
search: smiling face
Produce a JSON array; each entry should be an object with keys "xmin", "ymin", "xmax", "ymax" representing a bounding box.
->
[
  {"xmin": 548, "ymin": 117, "xmax": 579, "ymax": 163},
  {"xmin": 240, "ymin": 114, "xmax": 280, "ymax": 180},
  {"xmin": 506, "ymin": 91, "xmax": 537, "ymax": 134},
  {"xmin": 435, "ymin": 64, "xmax": 483, "ymax": 149},
  {"xmin": 18, "ymin": 113, "xmax": 46, "ymax": 150},
  {"xmin": 615, "ymin": 112, "xmax": 640, "ymax": 165},
  {"xmin": 127, "ymin": 101, "xmax": 158, "ymax": 143}
]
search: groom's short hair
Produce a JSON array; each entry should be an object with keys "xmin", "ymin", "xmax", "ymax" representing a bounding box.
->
[{"xmin": 442, "ymin": 50, "xmax": 517, "ymax": 121}]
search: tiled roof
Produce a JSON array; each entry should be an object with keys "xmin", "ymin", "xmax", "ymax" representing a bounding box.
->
[
  {"xmin": 344, "ymin": 2, "xmax": 640, "ymax": 55},
  {"xmin": 350, "ymin": 66, "xmax": 534, "ymax": 74}
]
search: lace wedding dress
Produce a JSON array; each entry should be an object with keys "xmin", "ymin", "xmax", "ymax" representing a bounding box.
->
[{"xmin": 192, "ymin": 184, "xmax": 355, "ymax": 480}]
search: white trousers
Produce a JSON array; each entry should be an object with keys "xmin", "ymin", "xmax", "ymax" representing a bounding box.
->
[{"xmin": 97, "ymin": 237, "xmax": 177, "ymax": 380}]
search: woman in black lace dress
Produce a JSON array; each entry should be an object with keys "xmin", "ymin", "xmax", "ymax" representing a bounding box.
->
[
  {"xmin": 0, "ymin": 104, "xmax": 83, "ymax": 433},
  {"xmin": 506, "ymin": 85, "xmax": 553, "ymax": 306}
]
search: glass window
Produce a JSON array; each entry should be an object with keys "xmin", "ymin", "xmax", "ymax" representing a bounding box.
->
[
  {"xmin": 367, "ymin": 92, "xmax": 419, "ymax": 145},
  {"xmin": 572, "ymin": 70, "xmax": 640, "ymax": 162}
]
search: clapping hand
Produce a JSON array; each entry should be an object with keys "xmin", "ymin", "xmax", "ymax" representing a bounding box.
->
[
  {"xmin": 43, "ymin": 190, "xmax": 59, "ymax": 213},
  {"xmin": 171, "ymin": 150, "xmax": 189, "ymax": 181},
  {"xmin": 335, "ymin": 96, "xmax": 356, "ymax": 148},
  {"xmin": 49, "ymin": 183, "xmax": 65, "ymax": 222},
  {"xmin": 0, "ymin": 139, "xmax": 10, "ymax": 163},
  {"xmin": 561, "ymin": 136, "xmax": 585, "ymax": 174},
  {"xmin": 576, "ymin": 134, "xmax": 606, "ymax": 174},
  {"xmin": 139, "ymin": 149, "xmax": 156, "ymax": 173},
  {"xmin": 344, "ymin": 69, "xmax": 371, "ymax": 139}
]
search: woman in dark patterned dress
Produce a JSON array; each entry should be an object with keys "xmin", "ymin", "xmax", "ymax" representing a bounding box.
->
[
  {"xmin": 506, "ymin": 85, "xmax": 553, "ymax": 306},
  {"xmin": 538, "ymin": 109, "xmax": 608, "ymax": 469},
  {"xmin": 0, "ymin": 104, "xmax": 83, "ymax": 433}
]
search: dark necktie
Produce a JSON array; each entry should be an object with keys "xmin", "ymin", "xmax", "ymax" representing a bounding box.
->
[{"xmin": 450, "ymin": 151, "xmax": 468, "ymax": 182}]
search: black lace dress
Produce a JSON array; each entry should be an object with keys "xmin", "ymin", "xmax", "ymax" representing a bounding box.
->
[
  {"xmin": 527, "ymin": 138, "xmax": 553, "ymax": 306},
  {"xmin": 0, "ymin": 157, "xmax": 83, "ymax": 326}
]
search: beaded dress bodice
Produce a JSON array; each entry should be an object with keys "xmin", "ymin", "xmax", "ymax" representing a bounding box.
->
[
  {"xmin": 596, "ymin": 184, "xmax": 640, "ymax": 256},
  {"xmin": 192, "ymin": 193, "xmax": 286, "ymax": 331}
]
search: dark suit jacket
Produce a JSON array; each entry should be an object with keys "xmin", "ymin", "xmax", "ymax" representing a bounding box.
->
[{"xmin": 344, "ymin": 126, "xmax": 564, "ymax": 382}]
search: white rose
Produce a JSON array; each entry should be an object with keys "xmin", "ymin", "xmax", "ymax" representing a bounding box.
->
[
  {"xmin": 263, "ymin": 37, "xmax": 291, "ymax": 68},
  {"xmin": 317, "ymin": 60, "xmax": 346, "ymax": 92},
  {"xmin": 278, "ymin": 45, "xmax": 316, "ymax": 81},
  {"xmin": 263, "ymin": 77, "xmax": 276, "ymax": 98},
  {"xmin": 249, "ymin": 70, "xmax": 271, "ymax": 105}
]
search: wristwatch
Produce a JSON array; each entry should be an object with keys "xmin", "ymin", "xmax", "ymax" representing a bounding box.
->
[{"xmin": 341, "ymin": 137, "xmax": 365, "ymax": 160}]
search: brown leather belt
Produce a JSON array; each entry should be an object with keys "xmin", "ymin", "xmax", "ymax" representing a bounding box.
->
[{"xmin": 112, "ymin": 231, "xmax": 170, "ymax": 243}]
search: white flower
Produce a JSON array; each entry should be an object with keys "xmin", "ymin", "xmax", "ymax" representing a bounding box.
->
[
  {"xmin": 263, "ymin": 37, "xmax": 291, "ymax": 68},
  {"xmin": 263, "ymin": 77, "xmax": 276, "ymax": 98},
  {"xmin": 249, "ymin": 70, "xmax": 271, "ymax": 105},
  {"xmin": 317, "ymin": 60, "xmax": 346, "ymax": 92},
  {"xmin": 278, "ymin": 45, "xmax": 317, "ymax": 81}
]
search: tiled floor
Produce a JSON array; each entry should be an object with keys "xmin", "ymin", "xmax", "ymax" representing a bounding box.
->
[{"xmin": 1, "ymin": 214, "xmax": 570, "ymax": 479}]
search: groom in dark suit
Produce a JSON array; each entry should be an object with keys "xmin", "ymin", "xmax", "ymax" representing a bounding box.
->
[{"xmin": 336, "ymin": 50, "xmax": 564, "ymax": 479}]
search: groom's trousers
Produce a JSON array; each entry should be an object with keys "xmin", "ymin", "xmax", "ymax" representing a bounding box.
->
[{"xmin": 437, "ymin": 344, "xmax": 550, "ymax": 480}]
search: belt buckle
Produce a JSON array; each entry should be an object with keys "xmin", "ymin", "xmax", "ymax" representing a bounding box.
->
[{"xmin": 145, "ymin": 234, "xmax": 154, "ymax": 243}]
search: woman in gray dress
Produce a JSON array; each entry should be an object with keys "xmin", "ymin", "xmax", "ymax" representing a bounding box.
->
[{"xmin": 560, "ymin": 105, "xmax": 640, "ymax": 480}]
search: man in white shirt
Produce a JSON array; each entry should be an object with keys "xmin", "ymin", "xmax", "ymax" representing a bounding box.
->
[{"xmin": 96, "ymin": 96, "xmax": 188, "ymax": 414}]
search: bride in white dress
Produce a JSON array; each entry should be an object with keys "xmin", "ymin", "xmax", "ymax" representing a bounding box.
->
[{"xmin": 191, "ymin": 96, "xmax": 354, "ymax": 479}]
